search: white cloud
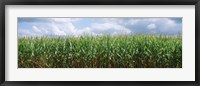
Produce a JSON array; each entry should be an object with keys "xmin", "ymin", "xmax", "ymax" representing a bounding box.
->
[
  {"xmin": 126, "ymin": 19, "xmax": 140, "ymax": 25},
  {"xmin": 32, "ymin": 26, "xmax": 41, "ymax": 33},
  {"xmin": 126, "ymin": 18, "xmax": 182, "ymax": 34},
  {"xmin": 18, "ymin": 18, "xmax": 76, "ymax": 37},
  {"xmin": 91, "ymin": 23, "xmax": 131, "ymax": 35},
  {"xmin": 147, "ymin": 23, "xmax": 156, "ymax": 30},
  {"xmin": 18, "ymin": 18, "xmax": 131, "ymax": 37},
  {"xmin": 75, "ymin": 27, "xmax": 94, "ymax": 36},
  {"xmin": 18, "ymin": 18, "xmax": 182, "ymax": 37}
]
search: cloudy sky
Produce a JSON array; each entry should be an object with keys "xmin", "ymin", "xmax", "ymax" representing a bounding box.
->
[{"xmin": 18, "ymin": 17, "xmax": 182, "ymax": 37}]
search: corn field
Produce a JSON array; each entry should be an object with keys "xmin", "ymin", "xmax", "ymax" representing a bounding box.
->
[{"xmin": 18, "ymin": 34, "xmax": 182, "ymax": 68}]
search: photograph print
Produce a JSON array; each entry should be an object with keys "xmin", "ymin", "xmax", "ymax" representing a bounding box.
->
[{"xmin": 18, "ymin": 17, "xmax": 182, "ymax": 68}]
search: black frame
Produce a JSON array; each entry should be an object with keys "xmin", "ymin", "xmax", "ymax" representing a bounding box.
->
[{"xmin": 0, "ymin": 0, "xmax": 199, "ymax": 86}]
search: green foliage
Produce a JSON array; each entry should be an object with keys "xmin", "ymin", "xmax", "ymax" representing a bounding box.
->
[{"xmin": 18, "ymin": 34, "xmax": 182, "ymax": 68}]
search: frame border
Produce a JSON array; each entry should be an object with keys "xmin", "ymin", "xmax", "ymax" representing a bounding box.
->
[{"xmin": 0, "ymin": 0, "xmax": 200, "ymax": 86}]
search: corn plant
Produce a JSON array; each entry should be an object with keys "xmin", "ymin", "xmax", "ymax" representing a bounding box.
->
[{"xmin": 18, "ymin": 34, "xmax": 182, "ymax": 68}]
